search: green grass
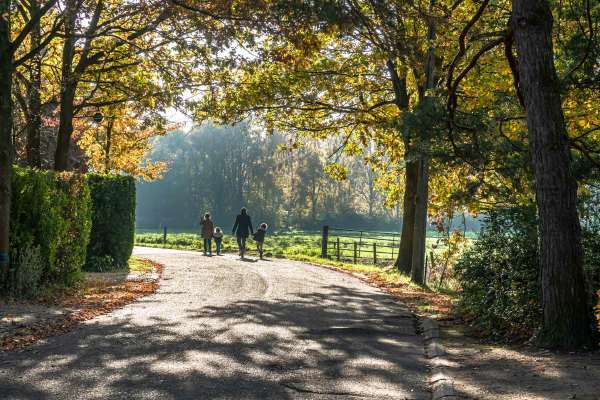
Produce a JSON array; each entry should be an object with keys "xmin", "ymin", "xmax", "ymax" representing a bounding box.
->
[{"xmin": 134, "ymin": 229, "xmax": 463, "ymax": 264}]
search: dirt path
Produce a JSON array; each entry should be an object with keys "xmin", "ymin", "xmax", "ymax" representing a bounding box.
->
[
  {"xmin": 442, "ymin": 325, "xmax": 600, "ymax": 400},
  {"xmin": 0, "ymin": 247, "xmax": 429, "ymax": 399}
]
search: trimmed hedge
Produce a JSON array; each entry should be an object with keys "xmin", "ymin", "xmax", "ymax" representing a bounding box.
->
[
  {"xmin": 8, "ymin": 168, "xmax": 91, "ymax": 297},
  {"xmin": 85, "ymin": 175, "xmax": 136, "ymax": 271}
]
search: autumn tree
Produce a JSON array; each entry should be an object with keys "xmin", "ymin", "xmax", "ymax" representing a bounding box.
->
[
  {"xmin": 0, "ymin": 0, "xmax": 58, "ymax": 277},
  {"xmin": 182, "ymin": 0, "xmax": 457, "ymax": 284},
  {"xmin": 446, "ymin": 0, "xmax": 600, "ymax": 348}
]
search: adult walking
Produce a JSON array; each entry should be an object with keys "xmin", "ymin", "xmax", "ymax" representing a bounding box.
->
[
  {"xmin": 232, "ymin": 207, "xmax": 253, "ymax": 258},
  {"xmin": 200, "ymin": 213, "xmax": 214, "ymax": 255}
]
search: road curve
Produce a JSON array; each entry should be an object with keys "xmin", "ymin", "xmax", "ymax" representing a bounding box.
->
[{"xmin": 0, "ymin": 247, "xmax": 429, "ymax": 399}]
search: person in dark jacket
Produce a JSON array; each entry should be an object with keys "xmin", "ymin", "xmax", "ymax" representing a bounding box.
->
[
  {"xmin": 232, "ymin": 207, "xmax": 253, "ymax": 258},
  {"xmin": 252, "ymin": 223, "xmax": 268, "ymax": 259},
  {"xmin": 200, "ymin": 213, "xmax": 214, "ymax": 255}
]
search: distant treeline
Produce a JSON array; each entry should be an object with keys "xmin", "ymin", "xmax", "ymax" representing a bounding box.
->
[{"xmin": 136, "ymin": 124, "xmax": 483, "ymax": 233}]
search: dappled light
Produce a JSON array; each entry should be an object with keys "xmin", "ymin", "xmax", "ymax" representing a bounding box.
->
[
  {"xmin": 1, "ymin": 249, "xmax": 429, "ymax": 399},
  {"xmin": 1, "ymin": 0, "xmax": 600, "ymax": 398}
]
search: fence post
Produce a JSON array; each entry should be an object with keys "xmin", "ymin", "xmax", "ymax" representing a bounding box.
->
[
  {"xmin": 373, "ymin": 242, "xmax": 377, "ymax": 265},
  {"xmin": 321, "ymin": 225, "xmax": 329, "ymax": 258},
  {"xmin": 353, "ymin": 242, "xmax": 357, "ymax": 264},
  {"xmin": 163, "ymin": 226, "xmax": 167, "ymax": 245},
  {"xmin": 336, "ymin": 237, "xmax": 340, "ymax": 261},
  {"xmin": 358, "ymin": 231, "xmax": 363, "ymax": 258}
]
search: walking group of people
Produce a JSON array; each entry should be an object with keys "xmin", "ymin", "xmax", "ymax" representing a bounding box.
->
[{"xmin": 200, "ymin": 207, "xmax": 268, "ymax": 259}]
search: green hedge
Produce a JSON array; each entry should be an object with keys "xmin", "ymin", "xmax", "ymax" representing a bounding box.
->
[
  {"xmin": 85, "ymin": 175, "xmax": 136, "ymax": 271},
  {"xmin": 8, "ymin": 168, "xmax": 91, "ymax": 297}
]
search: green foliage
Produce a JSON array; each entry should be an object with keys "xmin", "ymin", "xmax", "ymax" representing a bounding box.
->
[
  {"xmin": 9, "ymin": 245, "xmax": 43, "ymax": 298},
  {"xmin": 86, "ymin": 174, "xmax": 136, "ymax": 271},
  {"xmin": 7, "ymin": 167, "xmax": 91, "ymax": 297},
  {"xmin": 454, "ymin": 206, "xmax": 540, "ymax": 338},
  {"xmin": 54, "ymin": 172, "xmax": 93, "ymax": 285},
  {"xmin": 136, "ymin": 124, "xmax": 407, "ymax": 231}
]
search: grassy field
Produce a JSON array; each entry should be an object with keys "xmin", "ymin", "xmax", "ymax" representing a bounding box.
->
[{"xmin": 135, "ymin": 229, "xmax": 470, "ymax": 265}]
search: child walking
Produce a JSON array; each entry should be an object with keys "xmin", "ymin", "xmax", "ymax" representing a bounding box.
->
[
  {"xmin": 213, "ymin": 227, "xmax": 224, "ymax": 255},
  {"xmin": 253, "ymin": 223, "xmax": 268, "ymax": 259},
  {"xmin": 200, "ymin": 213, "xmax": 214, "ymax": 255}
]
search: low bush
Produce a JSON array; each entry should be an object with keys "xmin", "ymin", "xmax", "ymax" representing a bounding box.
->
[
  {"xmin": 86, "ymin": 175, "xmax": 136, "ymax": 271},
  {"xmin": 7, "ymin": 168, "xmax": 91, "ymax": 296},
  {"xmin": 455, "ymin": 203, "xmax": 600, "ymax": 340},
  {"xmin": 454, "ymin": 206, "xmax": 540, "ymax": 338}
]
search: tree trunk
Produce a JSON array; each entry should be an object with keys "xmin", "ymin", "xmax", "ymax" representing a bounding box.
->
[
  {"xmin": 0, "ymin": 0, "xmax": 13, "ymax": 277},
  {"xmin": 410, "ymin": 0, "xmax": 437, "ymax": 285},
  {"xmin": 26, "ymin": 0, "xmax": 42, "ymax": 168},
  {"xmin": 410, "ymin": 156, "xmax": 429, "ymax": 284},
  {"xmin": 104, "ymin": 119, "xmax": 114, "ymax": 173},
  {"xmin": 54, "ymin": 0, "xmax": 77, "ymax": 171},
  {"xmin": 512, "ymin": 0, "xmax": 592, "ymax": 349},
  {"xmin": 396, "ymin": 157, "xmax": 418, "ymax": 274}
]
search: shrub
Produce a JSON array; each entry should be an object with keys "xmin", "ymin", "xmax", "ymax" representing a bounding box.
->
[
  {"xmin": 456, "ymin": 202, "xmax": 600, "ymax": 340},
  {"xmin": 7, "ymin": 168, "xmax": 91, "ymax": 296},
  {"xmin": 454, "ymin": 206, "xmax": 540, "ymax": 338},
  {"xmin": 86, "ymin": 175, "xmax": 136, "ymax": 271},
  {"xmin": 8, "ymin": 245, "xmax": 43, "ymax": 298}
]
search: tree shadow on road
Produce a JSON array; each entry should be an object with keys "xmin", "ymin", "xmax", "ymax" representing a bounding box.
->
[
  {"xmin": 3, "ymin": 280, "xmax": 593, "ymax": 399},
  {"xmin": 0, "ymin": 283, "xmax": 428, "ymax": 399}
]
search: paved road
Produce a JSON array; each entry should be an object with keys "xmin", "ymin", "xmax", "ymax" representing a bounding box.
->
[{"xmin": 0, "ymin": 247, "xmax": 429, "ymax": 399}]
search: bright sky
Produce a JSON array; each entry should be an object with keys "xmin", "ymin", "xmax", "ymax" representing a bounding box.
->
[{"xmin": 165, "ymin": 107, "xmax": 194, "ymax": 132}]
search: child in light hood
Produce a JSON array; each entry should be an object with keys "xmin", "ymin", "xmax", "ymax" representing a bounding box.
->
[
  {"xmin": 213, "ymin": 227, "xmax": 224, "ymax": 255},
  {"xmin": 252, "ymin": 223, "xmax": 268, "ymax": 259}
]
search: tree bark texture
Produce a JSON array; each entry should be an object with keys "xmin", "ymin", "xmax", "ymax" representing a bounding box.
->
[
  {"xmin": 511, "ymin": 0, "xmax": 592, "ymax": 349},
  {"xmin": 396, "ymin": 157, "xmax": 418, "ymax": 274},
  {"xmin": 410, "ymin": 0, "xmax": 436, "ymax": 285},
  {"xmin": 54, "ymin": 0, "xmax": 77, "ymax": 171},
  {"xmin": 26, "ymin": 0, "xmax": 42, "ymax": 168},
  {"xmin": 0, "ymin": 0, "xmax": 13, "ymax": 275},
  {"xmin": 410, "ymin": 155, "xmax": 429, "ymax": 284}
]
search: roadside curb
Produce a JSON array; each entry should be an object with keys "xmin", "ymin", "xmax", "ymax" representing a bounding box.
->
[{"xmin": 420, "ymin": 318, "xmax": 457, "ymax": 400}]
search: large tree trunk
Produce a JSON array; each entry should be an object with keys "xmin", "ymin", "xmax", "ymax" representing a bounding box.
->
[
  {"xmin": 396, "ymin": 156, "xmax": 418, "ymax": 274},
  {"xmin": 512, "ymin": 0, "xmax": 592, "ymax": 349},
  {"xmin": 0, "ymin": 0, "xmax": 13, "ymax": 277},
  {"xmin": 410, "ymin": 155, "xmax": 429, "ymax": 284},
  {"xmin": 26, "ymin": 0, "xmax": 42, "ymax": 168},
  {"xmin": 54, "ymin": 0, "xmax": 77, "ymax": 171},
  {"xmin": 410, "ymin": 0, "xmax": 437, "ymax": 285}
]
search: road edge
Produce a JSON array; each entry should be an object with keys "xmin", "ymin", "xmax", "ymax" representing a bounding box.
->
[{"xmin": 420, "ymin": 317, "xmax": 457, "ymax": 400}]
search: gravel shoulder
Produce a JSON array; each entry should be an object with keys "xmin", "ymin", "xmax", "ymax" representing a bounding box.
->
[
  {"xmin": 441, "ymin": 325, "xmax": 600, "ymax": 400},
  {"xmin": 0, "ymin": 247, "xmax": 429, "ymax": 400}
]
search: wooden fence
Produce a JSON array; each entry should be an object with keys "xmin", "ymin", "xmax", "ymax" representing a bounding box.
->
[{"xmin": 320, "ymin": 226, "xmax": 402, "ymax": 264}]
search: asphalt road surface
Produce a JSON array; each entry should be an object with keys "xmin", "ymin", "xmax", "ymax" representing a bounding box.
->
[{"xmin": 0, "ymin": 247, "xmax": 429, "ymax": 399}]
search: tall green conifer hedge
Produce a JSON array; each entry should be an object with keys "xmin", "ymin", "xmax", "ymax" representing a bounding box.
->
[
  {"xmin": 5, "ymin": 169, "xmax": 137, "ymax": 297},
  {"xmin": 8, "ymin": 168, "xmax": 91, "ymax": 297},
  {"xmin": 85, "ymin": 175, "xmax": 136, "ymax": 271}
]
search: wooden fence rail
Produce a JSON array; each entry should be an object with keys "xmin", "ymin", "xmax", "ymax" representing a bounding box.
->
[{"xmin": 320, "ymin": 225, "xmax": 402, "ymax": 264}]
